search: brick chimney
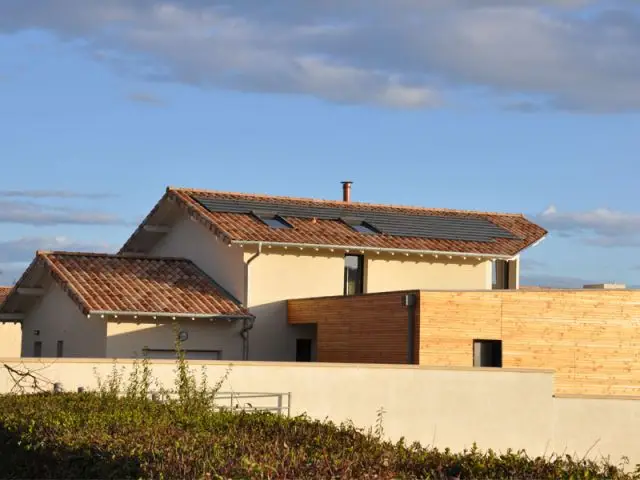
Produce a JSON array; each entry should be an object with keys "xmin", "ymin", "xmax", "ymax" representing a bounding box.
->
[{"xmin": 341, "ymin": 181, "xmax": 353, "ymax": 202}]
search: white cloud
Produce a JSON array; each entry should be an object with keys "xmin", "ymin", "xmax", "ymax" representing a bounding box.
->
[
  {"xmin": 0, "ymin": 0, "xmax": 638, "ymax": 111},
  {"xmin": 536, "ymin": 205, "xmax": 640, "ymax": 247},
  {"xmin": 0, "ymin": 236, "xmax": 116, "ymax": 284},
  {"xmin": 0, "ymin": 190, "xmax": 114, "ymax": 199},
  {"xmin": 0, "ymin": 199, "xmax": 127, "ymax": 226}
]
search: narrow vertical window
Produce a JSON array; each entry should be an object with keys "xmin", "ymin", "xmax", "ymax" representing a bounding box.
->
[
  {"xmin": 56, "ymin": 340, "xmax": 64, "ymax": 358},
  {"xmin": 344, "ymin": 254, "xmax": 364, "ymax": 295},
  {"xmin": 33, "ymin": 341, "xmax": 42, "ymax": 357}
]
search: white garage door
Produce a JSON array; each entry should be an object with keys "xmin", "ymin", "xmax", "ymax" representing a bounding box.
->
[{"xmin": 144, "ymin": 349, "xmax": 222, "ymax": 360}]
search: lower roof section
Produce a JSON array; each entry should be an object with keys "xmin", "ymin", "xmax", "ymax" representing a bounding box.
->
[{"xmin": 0, "ymin": 251, "xmax": 253, "ymax": 319}]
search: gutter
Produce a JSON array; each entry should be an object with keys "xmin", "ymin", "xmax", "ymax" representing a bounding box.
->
[
  {"xmin": 231, "ymin": 240, "xmax": 517, "ymax": 261},
  {"xmin": 88, "ymin": 311, "xmax": 252, "ymax": 320},
  {"xmin": 241, "ymin": 242, "xmax": 262, "ymax": 360}
]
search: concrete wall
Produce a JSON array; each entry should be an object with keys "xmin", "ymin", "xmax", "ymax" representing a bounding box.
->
[
  {"xmin": 245, "ymin": 249, "xmax": 344, "ymax": 361},
  {"xmin": 0, "ymin": 324, "xmax": 21, "ymax": 357},
  {"xmin": 0, "ymin": 358, "xmax": 637, "ymax": 468},
  {"xmin": 21, "ymin": 284, "xmax": 107, "ymax": 358},
  {"xmin": 151, "ymin": 216, "xmax": 246, "ymax": 302},
  {"xmin": 106, "ymin": 317, "xmax": 245, "ymax": 360},
  {"xmin": 367, "ymin": 254, "xmax": 493, "ymax": 292}
]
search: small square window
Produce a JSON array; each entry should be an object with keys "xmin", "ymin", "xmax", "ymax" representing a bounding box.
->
[{"xmin": 473, "ymin": 340, "xmax": 502, "ymax": 368}]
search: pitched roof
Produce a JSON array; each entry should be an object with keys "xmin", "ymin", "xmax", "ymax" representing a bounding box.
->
[
  {"xmin": 0, "ymin": 286, "xmax": 11, "ymax": 304},
  {"xmin": 121, "ymin": 187, "xmax": 547, "ymax": 258},
  {"xmin": 0, "ymin": 252, "xmax": 252, "ymax": 318}
]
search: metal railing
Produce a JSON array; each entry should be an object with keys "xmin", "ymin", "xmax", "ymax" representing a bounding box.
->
[
  {"xmin": 55, "ymin": 383, "xmax": 292, "ymax": 417},
  {"xmin": 147, "ymin": 390, "xmax": 292, "ymax": 416}
]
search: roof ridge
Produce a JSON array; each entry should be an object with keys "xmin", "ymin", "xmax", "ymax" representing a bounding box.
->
[
  {"xmin": 167, "ymin": 186, "xmax": 526, "ymax": 218},
  {"xmin": 38, "ymin": 250, "xmax": 193, "ymax": 262}
]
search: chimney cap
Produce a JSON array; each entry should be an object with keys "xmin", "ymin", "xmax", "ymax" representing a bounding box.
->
[{"xmin": 341, "ymin": 180, "xmax": 353, "ymax": 185}]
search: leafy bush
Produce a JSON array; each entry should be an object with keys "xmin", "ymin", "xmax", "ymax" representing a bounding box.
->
[{"xmin": 0, "ymin": 334, "xmax": 637, "ymax": 479}]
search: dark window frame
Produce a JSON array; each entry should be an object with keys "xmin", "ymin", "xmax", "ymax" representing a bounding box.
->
[
  {"xmin": 344, "ymin": 254, "xmax": 365, "ymax": 295},
  {"xmin": 473, "ymin": 339, "xmax": 502, "ymax": 368},
  {"xmin": 56, "ymin": 340, "xmax": 64, "ymax": 358},
  {"xmin": 252, "ymin": 211, "xmax": 293, "ymax": 230},
  {"xmin": 341, "ymin": 217, "xmax": 379, "ymax": 235}
]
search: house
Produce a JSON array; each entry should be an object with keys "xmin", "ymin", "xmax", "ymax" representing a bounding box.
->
[
  {"xmin": 116, "ymin": 182, "xmax": 547, "ymax": 361},
  {"xmin": 0, "ymin": 181, "xmax": 546, "ymax": 361},
  {"xmin": 0, "ymin": 252, "xmax": 253, "ymax": 359},
  {"xmin": 0, "ymin": 287, "xmax": 21, "ymax": 357}
]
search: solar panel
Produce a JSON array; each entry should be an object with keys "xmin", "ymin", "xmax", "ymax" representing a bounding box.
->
[{"xmin": 192, "ymin": 196, "xmax": 520, "ymax": 243}]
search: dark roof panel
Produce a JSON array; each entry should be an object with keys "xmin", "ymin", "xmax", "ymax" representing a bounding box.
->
[{"xmin": 192, "ymin": 195, "xmax": 519, "ymax": 243}]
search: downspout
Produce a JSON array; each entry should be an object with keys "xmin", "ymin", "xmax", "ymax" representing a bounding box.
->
[{"xmin": 240, "ymin": 242, "xmax": 262, "ymax": 360}]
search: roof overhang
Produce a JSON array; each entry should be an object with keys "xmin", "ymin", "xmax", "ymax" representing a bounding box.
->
[
  {"xmin": 230, "ymin": 240, "xmax": 522, "ymax": 261},
  {"xmin": 87, "ymin": 311, "xmax": 254, "ymax": 321}
]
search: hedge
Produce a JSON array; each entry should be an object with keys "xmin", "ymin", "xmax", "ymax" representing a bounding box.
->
[{"xmin": 0, "ymin": 342, "xmax": 637, "ymax": 479}]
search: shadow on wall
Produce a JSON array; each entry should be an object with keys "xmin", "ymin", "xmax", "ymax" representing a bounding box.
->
[
  {"xmin": 105, "ymin": 319, "xmax": 245, "ymax": 360},
  {"xmin": 249, "ymin": 301, "xmax": 317, "ymax": 362}
]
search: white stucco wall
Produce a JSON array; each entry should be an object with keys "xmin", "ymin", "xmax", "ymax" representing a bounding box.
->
[
  {"xmin": 106, "ymin": 318, "xmax": 245, "ymax": 360},
  {"xmin": 246, "ymin": 250, "xmax": 345, "ymax": 361},
  {"xmin": 0, "ymin": 323, "xmax": 21, "ymax": 357},
  {"xmin": 21, "ymin": 283, "xmax": 107, "ymax": 358},
  {"xmin": 367, "ymin": 255, "xmax": 493, "ymax": 292},
  {"xmin": 150, "ymin": 216, "xmax": 246, "ymax": 302}
]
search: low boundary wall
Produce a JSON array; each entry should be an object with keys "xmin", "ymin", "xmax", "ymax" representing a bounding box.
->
[{"xmin": 0, "ymin": 358, "xmax": 638, "ymax": 468}]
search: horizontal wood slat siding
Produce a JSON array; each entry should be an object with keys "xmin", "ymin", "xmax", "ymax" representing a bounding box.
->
[
  {"xmin": 288, "ymin": 292, "xmax": 417, "ymax": 364},
  {"xmin": 419, "ymin": 290, "xmax": 640, "ymax": 396}
]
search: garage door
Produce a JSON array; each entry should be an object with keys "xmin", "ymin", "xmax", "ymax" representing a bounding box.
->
[{"xmin": 144, "ymin": 349, "xmax": 222, "ymax": 360}]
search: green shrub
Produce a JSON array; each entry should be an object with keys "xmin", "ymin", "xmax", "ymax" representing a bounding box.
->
[{"xmin": 0, "ymin": 334, "xmax": 637, "ymax": 479}]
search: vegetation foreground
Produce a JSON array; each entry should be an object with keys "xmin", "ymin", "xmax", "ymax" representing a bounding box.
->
[{"xmin": 0, "ymin": 347, "xmax": 637, "ymax": 479}]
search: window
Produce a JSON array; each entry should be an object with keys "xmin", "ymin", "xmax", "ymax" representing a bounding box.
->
[
  {"xmin": 33, "ymin": 341, "xmax": 42, "ymax": 357},
  {"xmin": 296, "ymin": 339, "xmax": 313, "ymax": 362},
  {"xmin": 342, "ymin": 217, "xmax": 378, "ymax": 234},
  {"xmin": 351, "ymin": 222, "xmax": 377, "ymax": 234},
  {"xmin": 56, "ymin": 340, "xmax": 64, "ymax": 358},
  {"xmin": 473, "ymin": 340, "xmax": 502, "ymax": 368},
  {"xmin": 344, "ymin": 254, "xmax": 364, "ymax": 295},
  {"xmin": 492, "ymin": 260, "xmax": 511, "ymax": 289},
  {"xmin": 253, "ymin": 211, "xmax": 292, "ymax": 229}
]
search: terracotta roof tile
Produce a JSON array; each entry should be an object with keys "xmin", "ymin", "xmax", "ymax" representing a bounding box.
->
[
  {"xmin": 17, "ymin": 252, "xmax": 252, "ymax": 317},
  {"xmin": 121, "ymin": 187, "xmax": 547, "ymax": 257}
]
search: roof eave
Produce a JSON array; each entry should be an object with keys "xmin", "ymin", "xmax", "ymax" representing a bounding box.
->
[
  {"xmin": 88, "ymin": 310, "xmax": 254, "ymax": 320},
  {"xmin": 230, "ymin": 240, "xmax": 519, "ymax": 261}
]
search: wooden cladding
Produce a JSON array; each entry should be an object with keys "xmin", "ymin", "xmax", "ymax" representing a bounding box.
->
[
  {"xmin": 288, "ymin": 291, "xmax": 419, "ymax": 364},
  {"xmin": 420, "ymin": 290, "xmax": 640, "ymax": 397}
]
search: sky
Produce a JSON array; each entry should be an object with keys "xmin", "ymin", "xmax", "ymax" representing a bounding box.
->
[{"xmin": 0, "ymin": 0, "xmax": 639, "ymax": 287}]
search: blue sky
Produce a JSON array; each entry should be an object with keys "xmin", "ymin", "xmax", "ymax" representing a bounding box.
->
[{"xmin": 1, "ymin": 0, "xmax": 639, "ymax": 287}]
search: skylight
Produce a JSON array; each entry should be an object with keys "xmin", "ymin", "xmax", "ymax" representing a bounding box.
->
[
  {"xmin": 352, "ymin": 223, "xmax": 377, "ymax": 234},
  {"xmin": 252, "ymin": 211, "xmax": 293, "ymax": 229},
  {"xmin": 263, "ymin": 216, "xmax": 291, "ymax": 229},
  {"xmin": 341, "ymin": 217, "xmax": 378, "ymax": 234}
]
